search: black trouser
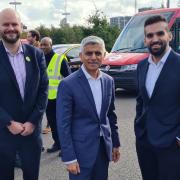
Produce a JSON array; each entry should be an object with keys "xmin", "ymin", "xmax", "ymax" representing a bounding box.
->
[
  {"xmin": 136, "ymin": 139, "xmax": 180, "ymax": 180},
  {"xmin": 46, "ymin": 99, "xmax": 60, "ymax": 147},
  {"xmin": 0, "ymin": 131, "xmax": 42, "ymax": 180}
]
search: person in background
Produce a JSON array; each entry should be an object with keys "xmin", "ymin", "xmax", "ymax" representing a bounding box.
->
[
  {"xmin": 27, "ymin": 29, "xmax": 40, "ymax": 48},
  {"xmin": 0, "ymin": 8, "xmax": 48, "ymax": 180},
  {"xmin": 135, "ymin": 15, "xmax": 180, "ymax": 180},
  {"xmin": 40, "ymin": 37, "xmax": 71, "ymax": 153},
  {"xmin": 56, "ymin": 36, "xmax": 120, "ymax": 180}
]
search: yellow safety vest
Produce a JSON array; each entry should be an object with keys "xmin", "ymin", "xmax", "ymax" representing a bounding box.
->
[{"xmin": 47, "ymin": 53, "xmax": 67, "ymax": 100}]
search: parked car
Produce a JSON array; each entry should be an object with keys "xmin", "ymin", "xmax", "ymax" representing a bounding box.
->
[{"xmin": 52, "ymin": 44, "xmax": 81, "ymax": 72}]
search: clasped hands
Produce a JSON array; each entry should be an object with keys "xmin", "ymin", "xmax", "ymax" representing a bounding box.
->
[{"xmin": 7, "ymin": 121, "xmax": 35, "ymax": 136}]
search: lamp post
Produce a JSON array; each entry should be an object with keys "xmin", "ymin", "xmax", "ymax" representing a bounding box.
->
[
  {"xmin": 135, "ymin": 0, "xmax": 137, "ymax": 14},
  {"xmin": 62, "ymin": 0, "xmax": 70, "ymax": 25},
  {"xmin": 9, "ymin": 0, "xmax": 22, "ymax": 11}
]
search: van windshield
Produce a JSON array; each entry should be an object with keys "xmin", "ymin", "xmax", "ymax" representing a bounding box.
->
[{"xmin": 112, "ymin": 11, "xmax": 174, "ymax": 53}]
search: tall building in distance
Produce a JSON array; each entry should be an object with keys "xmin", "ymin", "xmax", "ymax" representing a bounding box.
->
[{"xmin": 110, "ymin": 16, "xmax": 132, "ymax": 30}]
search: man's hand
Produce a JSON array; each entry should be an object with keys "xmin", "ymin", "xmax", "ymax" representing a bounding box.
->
[
  {"xmin": 21, "ymin": 122, "xmax": 35, "ymax": 136},
  {"xmin": 112, "ymin": 147, "xmax": 120, "ymax": 163},
  {"xmin": 66, "ymin": 162, "xmax": 80, "ymax": 175},
  {"xmin": 7, "ymin": 121, "xmax": 24, "ymax": 135},
  {"xmin": 177, "ymin": 140, "xmax": 180, "ymax": 147}
]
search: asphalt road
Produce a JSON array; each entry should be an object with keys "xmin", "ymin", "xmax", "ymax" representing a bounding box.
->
[{"xmin": 15, "ymin": 90, "xmax": 142, "ymax": 180}]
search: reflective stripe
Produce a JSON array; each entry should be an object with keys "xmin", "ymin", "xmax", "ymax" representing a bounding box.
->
[
  {"xmin": 49, "ymin": 86, "xmax": 58, "ymax": 90},
  {"xmin": 48, "ymin": 75, "xmax": 63, "ymax": 80},
  {"xmin": 54, "ymin": 55, "xmax": 63, "ymax": 76}
]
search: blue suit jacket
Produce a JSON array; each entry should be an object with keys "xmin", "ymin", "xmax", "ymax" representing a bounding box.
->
[
  {"xmin": 0, "ymin": 41, "xmax": 48, "ymax": 137},
  {"xmin": 56, "ymin": 68, "xmax": 120, "ymax": 168},
  {"xmin": 135, "ymin": 50, "xmax": 180, "ymax": 147}
]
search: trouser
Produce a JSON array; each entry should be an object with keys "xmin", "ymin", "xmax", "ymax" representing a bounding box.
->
[
  {"xmin": 46, "ymin": 99, "xmax": 60, "ymax": 147},
  {"xmin": 0, "ymin": 131, "xmax": 42, "ymax": 180},
  {"xmin": 69, "ymin": 137, "xmax": 109, "ymax": 180},
  {"xmin": 136, "ymin": 139, "xmax": 180, "ymax": 180}
]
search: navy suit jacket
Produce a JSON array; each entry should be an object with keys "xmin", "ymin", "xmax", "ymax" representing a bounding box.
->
[
  {"xmin": 135, "ymin": 50, "xmax": 180, "ymax": 147},
  {"xmin": 0, "ymin": 41, "xmax": 48, "ymax": 137},
  {"xmin": 56, "ymin": 68, "xmax": 120, "ymax": 168}
]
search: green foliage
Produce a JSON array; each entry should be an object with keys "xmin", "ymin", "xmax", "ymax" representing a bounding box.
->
[
  {"xmin": 36, "ymin": 10, "xmax": 120, "ymax": 51},
  {"xmin": 86, "ymin": 10, "xmax": 120, "ymax": 51}
]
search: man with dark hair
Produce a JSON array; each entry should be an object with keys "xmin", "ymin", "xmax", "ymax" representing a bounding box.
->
[
  {"xmin": 27, "ymin": 29, "xmax": 40, "ymax": 47},
  {"xmin": 0, "ymin": 8, "xmax": 48, "ymax": 180},
  {"xmin": 135, "ymin": 15, "xmax": 180, "ymax": 180}
]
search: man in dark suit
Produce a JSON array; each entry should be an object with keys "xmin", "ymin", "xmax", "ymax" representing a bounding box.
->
[
  {"xmin": 135, "ymin": 15, "xmax": 180, "ymax": 180},
  {"xmin": 0, "ymin": 8, "xmax": 48, "ymax": 180},
  {"xmin": 56, "ymin": 36, "xmax": 120, "ymax": 180}
]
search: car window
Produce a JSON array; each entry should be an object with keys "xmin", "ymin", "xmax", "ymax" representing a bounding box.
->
[{"xmin": 66, "ymin": 47, "xmax": 80, "ymax": 58}]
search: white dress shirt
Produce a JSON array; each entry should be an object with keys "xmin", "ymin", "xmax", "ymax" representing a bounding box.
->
[
  {"xmin": 145, "ymin": 48, "xmax": 171, "ymax": 98},
  {"xmin": 65, "ymin": 65, "xmax": 103, "ymax": 165},
  {"xmin": 81, "ymin": 64, "xmax": 102, "ymax": 117}
]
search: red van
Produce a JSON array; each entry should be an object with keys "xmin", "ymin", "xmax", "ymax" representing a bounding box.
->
[{"xmin": 101, "ymin": 8, "xmax": 180, "ymax": 91}]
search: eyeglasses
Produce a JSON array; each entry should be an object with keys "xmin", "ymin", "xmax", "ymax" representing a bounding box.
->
[
  {"xmin": 85, "ymin": 51, "xmax": 103, "ymax": 57},
  {"xmin": 146, "ymin": 31, "xmax": 165, "ymax": 39}
]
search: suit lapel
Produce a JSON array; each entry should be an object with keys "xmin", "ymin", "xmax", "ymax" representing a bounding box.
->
[
  {"xmin": 141, "ymin": 60, "xmax": 150, "ymax": 101},
  {"xmin": 100, "ymin": 75, "xmax": 106, "ymax": 119},
  {"xmin": 0, "ymin": 41, "xmax": 21, "ymax": 96},
  {"xmin": 22, "ymin": 45, "xmax": 33, "ymax": 99},
  {"xmin": 150, "ymin": 51, "xmax": 173, "ymax": 99},
  {"xmin": 78, "ymin": 69, "xmax": 99, "ymax": 119}
]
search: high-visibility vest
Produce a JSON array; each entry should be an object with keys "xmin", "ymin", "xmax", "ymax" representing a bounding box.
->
[{"xmin": 47, "ymin": 53, "xmax": 67, "ymax": 100}]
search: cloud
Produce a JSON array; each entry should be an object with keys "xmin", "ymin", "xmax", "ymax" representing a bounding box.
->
[{"xmin": 0, "ymin": 0, "xmax": 179, "ymax": 28}]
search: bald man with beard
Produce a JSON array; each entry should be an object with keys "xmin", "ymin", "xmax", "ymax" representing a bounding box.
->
[{"xmin": 0, "ymin": 8, "xmax": 48, "ymax": 180}]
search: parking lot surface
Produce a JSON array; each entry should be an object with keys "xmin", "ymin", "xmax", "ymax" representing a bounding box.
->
[{"xmin": 15, "ymin": 90, "xmax": 142, "ymax": 180}]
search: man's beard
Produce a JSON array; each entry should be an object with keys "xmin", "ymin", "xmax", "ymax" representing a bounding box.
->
[
  {"xmin": 1, "ymin": 31, "xmax": 20, "ymax": 44},
  {"xmin": 148, "ymin": 41, "xmax": 167, "ymax": 57}
]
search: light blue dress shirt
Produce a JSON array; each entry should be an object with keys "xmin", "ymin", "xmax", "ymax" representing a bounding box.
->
[{"xmin": 4, "ymin": 43, "xmax": 26, "ymax": 99}]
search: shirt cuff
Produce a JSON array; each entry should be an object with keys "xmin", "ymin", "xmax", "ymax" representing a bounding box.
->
[
  {"xmin": 64, "ymin": 159, "xmax": 77, "ymax": 165},
  {"xmin": 176, "ymin": 137, "xmax": 180, "ymax": 141}
]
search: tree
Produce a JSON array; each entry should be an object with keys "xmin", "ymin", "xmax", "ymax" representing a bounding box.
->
[
  {"xmin": 36, "ymin": 10, "xmax": 120, "ymax": 51},
  {"xmin": 86, "ymin": 10, "xmax": 120, "ymax": 52}
]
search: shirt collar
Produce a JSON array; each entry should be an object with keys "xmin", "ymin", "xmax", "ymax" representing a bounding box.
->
[
  {"xmin": 81, "ymin": 64, "xmax": 102, "ymax": 80},
  {"xmin": 3, "ymin": 42, "xmax": 23, "ymax": 56},
  {"xmin": 148, "ymin": 47, "xmax": 171, "ymax": 65}
]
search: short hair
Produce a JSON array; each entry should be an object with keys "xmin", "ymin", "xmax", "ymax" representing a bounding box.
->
[
  {"xmin": 41, "ymin": 37, "xmax": 52, "ymax": 46},
  {"xmin": 144, "ymin": 15, "xmax": 167, "ymax": 28},
  {"xmin": 28, "ymin": 30, "xmax": 40, "ymax": 41},
  {"xmin": 80, "ymin": 35, "xmax": 105, "ymax": 52}
]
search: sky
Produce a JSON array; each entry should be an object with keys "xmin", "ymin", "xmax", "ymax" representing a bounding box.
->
[{"xmin": 0, "ymin": 0, "xmax": 179, "ymax": 29}]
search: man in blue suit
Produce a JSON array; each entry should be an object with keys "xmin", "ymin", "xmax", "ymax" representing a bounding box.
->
[
  {"xmin": 57, "ymin": 36, "xmax": 120, "ymax": 180},
  {"xmin": 0, "ymin": 8, "xmax": 48, "ymax": 180},
  {"xmin": 135, "ymin": 15, "xmax": 180, "ymax": 180}
]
